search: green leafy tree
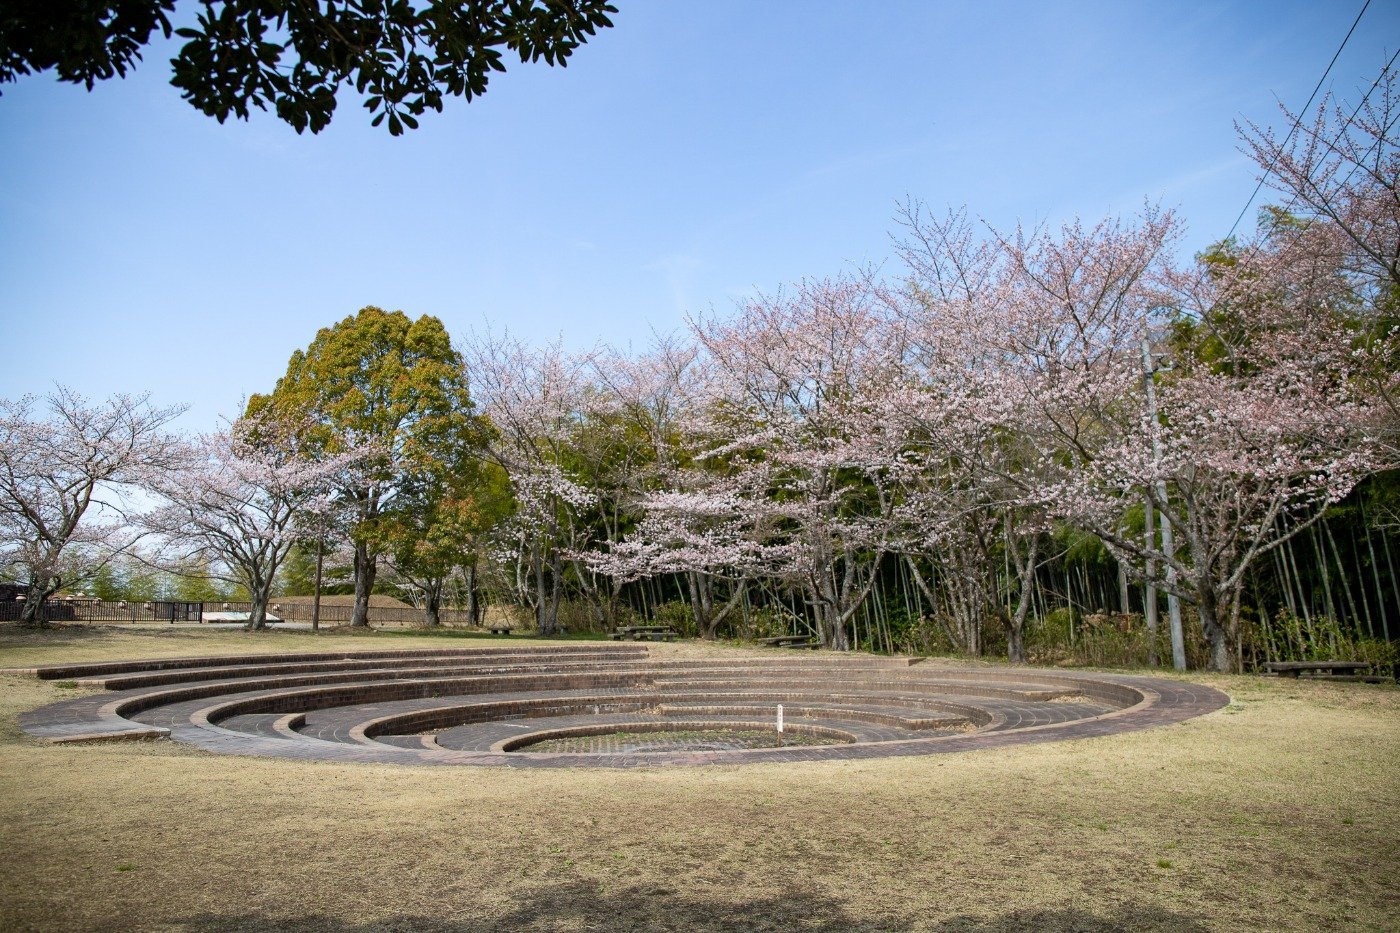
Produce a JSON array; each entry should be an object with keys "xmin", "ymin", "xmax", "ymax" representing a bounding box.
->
[
  {"xmin": 0, "ymin": 1, "xmax": 616, "ymax": 135},
  {"xmin": 249, "ymin": 305, "xmax": 480, "ymax": 627},
  {"xmin": 87, "ymin": 562, "xmax": 126, "ymax": 601},
  {"xmin": 122, "ymin": 566, "xmax": 168, "ymax": 602},
  {"xmin": 277, "ymin": 543, "xmax": 318, "ymax": 597},
  {"xmin": 384, "ymin": 456, "xmax": 512, "ymax": 626},
  {"xmin": 169, "ymin": 556, "xmax": 228, "ymax": 602}
]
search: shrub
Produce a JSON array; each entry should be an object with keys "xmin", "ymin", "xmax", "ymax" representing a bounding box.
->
[{"xmin": 650, "ymin": 600, "xmax": 697, "ymax": 637}]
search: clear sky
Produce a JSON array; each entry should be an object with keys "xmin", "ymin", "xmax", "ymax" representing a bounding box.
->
[{"xmin": 1, "ymin": 1, "xmax": 1397, "ymax": 431}]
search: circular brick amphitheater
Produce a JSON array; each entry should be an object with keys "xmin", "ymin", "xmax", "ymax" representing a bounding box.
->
[{"xmin": 17, "ymin": 644, "xmax": 1228, "ymax": 767}]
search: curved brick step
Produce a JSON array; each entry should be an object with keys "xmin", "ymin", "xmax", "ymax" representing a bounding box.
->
[
  {"xmin": 18, "ymin": 647, "xmax": 1229, "ymax": 768},
  {"xmin": 83, "ymin": 649, "xmax": 656, "ymax": 690},
  {"xmin": 656, "ymin": 701, "xmax": 973, "ymax": 731},
  {"xmin": 430, "ymin": 712, "xmax": 891, "ymax": 753},
  {"xmin": 648, "ymin": 688, "xmax": 996, "ymax": 724},
  {"xmin": 334, "ymin": 692, "xmax": 665, "ymax": 745},
  {"xmin": 651, "ymin": 675, "xmax": 1080, "ymax": 702},
  {"xmin": 19, "ymin": 643, "xmax": 649, "ymax": 680}
]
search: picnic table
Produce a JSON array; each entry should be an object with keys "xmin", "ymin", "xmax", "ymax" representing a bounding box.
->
[
  {"xmin": 759, "ymin": 634, "xmax": 821, "ymax": 649},
  {"xmin": 1259, "ymin": 660, "xmax": 1374, "ymax": 679},
  {"xmin": 610, "ymin": 625, "xmax": 678, "ymax": 642},
  {"xmin": 486, "ymin": 624, "xmax": 513, "ymax": 636}
]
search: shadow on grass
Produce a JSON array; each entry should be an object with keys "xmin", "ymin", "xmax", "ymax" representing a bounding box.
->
[
  {"xmin": 0, "ymin": 621, "xmax": 135, "ymax": 647},
  {"xmin": 929, "ymin": 905, "xmax": 1210, "ymax": 932},
  {"xmin": 178, "ymin": 882, "xmax": 1209, "ymax": 932}
]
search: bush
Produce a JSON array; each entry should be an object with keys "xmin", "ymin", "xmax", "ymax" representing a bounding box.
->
[
  {"xmin": 1245, "ymin": 610, "xmax": 1399, "ymax": 671},
  {"xmin": 651, "ymin": 600, "xmax": 697, "ymax": 637},
  {"xmin": 732, "ymin": 605, "xmax": 801, "ymax": 641},
  {"xmin": 1023, "ymin": 609, "xmax": 1212, "ymax": 669}
]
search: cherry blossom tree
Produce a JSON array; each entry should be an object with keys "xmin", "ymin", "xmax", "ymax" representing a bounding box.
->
[
  {"xmin": 586, "ymin": 487, "xmax": 766, "ymax": 639},
  {"xmin": 143, "ymin": 414, "xmax": 365, "ymax": 631},
  {"xmin": 462, "ymin": 330, "xmax": 597, "ymax": 634},
  {"xmin": 887, "ymin": 200, "xmax": 1373, "ymax": 671},
  {"xmin": 1086, "ymin": 364, "xmax": 1370, "ymax": 671},
  {"xmin": 572, "ymin": 339, "xmax": 716, "ymax": 627},
  {"xmin": 1235, "ymin": 57, "xmax": 1398, "ymax": 465},
  {"xmin": 0, "ymin": 387, "xmax": 184, "ymax": 625},
  {"xmin": 880, "ymin": 204, "xmax": 1176, "ymax": 660},
  {"xmin": 668, "ymin": 277, "xmax": 905, "ymax": 649},
  {"xmin": 937, "ymin": 204, "xmax": 1374, "ymax": 672},
  {"xmin": 1236, "ymin": 60, "xmax": 1398, "ymax": 300}
]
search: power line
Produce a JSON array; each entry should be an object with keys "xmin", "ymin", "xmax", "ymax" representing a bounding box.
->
[
  {"xmin": 1238, "ymin": 44, "xmax": 1399, "ymax": 246},
  {"xmin": 1223, "ymin": 0, "xmax": 1371, "ymax": 243},
  {"xmin": 1328, "ymin": 46, "xmax": 1400, "ymax": 193}
]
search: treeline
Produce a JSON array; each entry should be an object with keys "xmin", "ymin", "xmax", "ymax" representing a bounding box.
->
[{"xmin": 3, "ymin": 65, "xmax": 1396, "ymax": 677}]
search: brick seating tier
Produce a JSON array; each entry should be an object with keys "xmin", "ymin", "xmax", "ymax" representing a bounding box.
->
[{"xmin": 18, "ymin": 646, "xmax": 1229, "ymax": 768}]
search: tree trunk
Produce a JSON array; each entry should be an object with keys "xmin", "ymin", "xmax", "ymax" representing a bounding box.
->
[
  {"xmin": 311, "ymin": 536, "xmax": 324, "ymax": 633},
  {"xmin": 685, "ymin": 573, "xmax": 710, "ymax": 640},
  {"xmin": 812, "ymin": 565, "xmax": 851, "ymax": 651},
  {"xmin": 1006, "ymin": 537, "xmax": 1039, "ymax": 664},
  {"xmin": 1195, "ymin": 576, "xmax": 1231, "ymax": 673},
  {"xmin": 351, "ymin": 541, "xmax": 376, "ymax": 628},
  {"xmin": 423, "ymin": 580, "xmax": 442, "ymax": 627},
  {"xmin": 550, "ymin": 551, "xmax": 563, "ymax": 633},
  {"xmin": 1144, "ymin": 495, "xmax": 1160, "ymax": 667},
  {"xmin": 466, "ymin": 564, "xmax": 478, "ymax": 627},
  {"xmin": 697, "ymin": 574, "xmax": 716, "ymax": 640},
  {"xmin": 535, "ymin": 550, "xmax": 561, "ymax": 636},
  {"xmin": 245, "ymin": 579, "xmax": 270, "ymax": 632},
  {"xmin": 20, "ymin": 575, "xmax": 58, "ymax": 626},
  {"xmin": 828, "ymin": 605, "xmax": 850, "ymax": 651}
]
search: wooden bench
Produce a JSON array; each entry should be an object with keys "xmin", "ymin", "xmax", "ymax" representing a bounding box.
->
[
  {"xmin": 1259, "ymin": 661, "xmax": 1373, "ymax": 679},
  {"xmin": 486, "ymin": 625, "xmax": 513, "ymax": 636},
  {"xmin": 759, "ymin": 635, "xmax": 821, "ymax": 649},
  {"xmin": 609, "ymin": 625, "xmax": 678, "ymax": 642}
]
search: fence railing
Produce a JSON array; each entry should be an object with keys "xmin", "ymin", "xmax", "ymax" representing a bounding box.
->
[{"xmin": 0, "ymin": 599, "xmax": 487, "ymax": 626}]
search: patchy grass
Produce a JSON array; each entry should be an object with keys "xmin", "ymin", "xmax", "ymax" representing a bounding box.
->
[{"xmin": 0, "ymin": 624, "xmax": 1396, "ymax": 931}]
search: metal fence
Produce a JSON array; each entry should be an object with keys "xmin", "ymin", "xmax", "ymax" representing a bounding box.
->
[{"xmin": 0, "ymin": 598, "xmax": 481, "ymax": 626}]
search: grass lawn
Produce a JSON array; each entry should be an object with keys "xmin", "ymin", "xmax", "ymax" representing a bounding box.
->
[{"xmin": 0, "ymin": 624, "xmax": 1395, "ymax": 931}]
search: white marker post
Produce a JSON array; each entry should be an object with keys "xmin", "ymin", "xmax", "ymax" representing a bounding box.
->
[{"xmin": 776, "ymin": 704, "xmax": 784, "ymax": 747}]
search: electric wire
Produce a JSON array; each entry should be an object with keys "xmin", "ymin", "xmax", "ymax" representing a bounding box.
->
[{"xmin": 1223, "ymin": 0, "xmax": 1371, "ymax": 243}]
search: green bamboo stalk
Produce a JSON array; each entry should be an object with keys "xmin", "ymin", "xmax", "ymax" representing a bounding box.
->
[
  {"xmin": 1284, "ymin": 531, "xmax": 1313, "ymax": 629},
  {"xmin": 1310, "ymin": 524, "xmax": 1338, "ymax": 628},
  {"xmin": 1359, "ymin": 500, "xmax": 1391, "ymax": 639},
  {"xmin": 1380, "ymin": 524, "xmax": 1399, "ymax": 642},
  {"xmin": 1325, "ymin": 520, "xmax": 1369, "ymax": 637},
  {"xmin": 1271, "ymin": 536, "xmax": 1297, "ymax": 618}
]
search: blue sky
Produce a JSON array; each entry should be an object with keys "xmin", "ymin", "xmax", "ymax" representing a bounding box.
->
[{"xmin": 1, "ymin": 1, "xmax": 1397, "ymax": 431}]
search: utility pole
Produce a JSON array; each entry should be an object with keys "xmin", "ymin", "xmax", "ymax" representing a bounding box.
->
[
  {"xmin": 312, "ymin": 534, "xmax": 324, "ymax": 633},
  {"xmin": 1141, "ymin": 335, "xmax": 1186, "ymax": 670}
]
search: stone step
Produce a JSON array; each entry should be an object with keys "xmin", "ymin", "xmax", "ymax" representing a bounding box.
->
[
  {"xmin": 657, "ymin": 702, "xmax": 971, "ymax": 731},
  {"xmin": 652, "ymin": 676, "xmax": 1078, "ymax": 702},
  {"xmin": 87, "ymin": 651, "xmax": 663, "ymax": 690},
  {"xmin": 23, "ymin": 644, "xmax": 649, "ymax": 680}
]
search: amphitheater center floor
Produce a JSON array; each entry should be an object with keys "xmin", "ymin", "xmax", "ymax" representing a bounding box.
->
[{"xmin": 1, "ymin": 624, "xmax": 1396, "ymax": 932}]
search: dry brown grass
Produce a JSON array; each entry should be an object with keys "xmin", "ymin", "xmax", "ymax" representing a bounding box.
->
[{"xmin": 0, "ymin": 624, "xmax": 1396, "ymax": 932}]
